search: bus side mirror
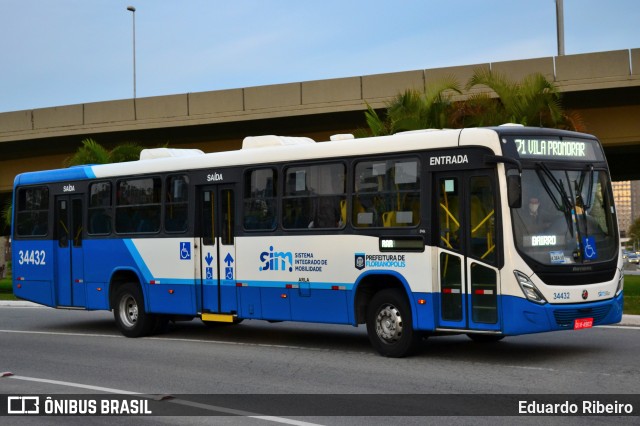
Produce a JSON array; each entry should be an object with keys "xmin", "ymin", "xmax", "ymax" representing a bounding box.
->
[
  {"xmin": 507, "ymin": 174, "xmax": 522, "ymax": 208},
  {"xmin": 484, "ymin": 155, "xmax": 523, "ymax": 209}
]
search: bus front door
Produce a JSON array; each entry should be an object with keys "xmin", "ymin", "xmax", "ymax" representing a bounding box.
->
[
  {"xmin": 435, "ymin": 172, "xmax": 501, "ymax": 332},
  {"xmin": 54, "ymin": 194, "xmax": 85, "ymax": 307},
  {"xmin": 197, "ymin": 185, "xmax": 237, "ymax": 316}
]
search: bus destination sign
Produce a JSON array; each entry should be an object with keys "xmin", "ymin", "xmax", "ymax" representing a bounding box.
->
[{"xmin": 513, "ymin": 138, "xmax": 600, "ymax": 161}]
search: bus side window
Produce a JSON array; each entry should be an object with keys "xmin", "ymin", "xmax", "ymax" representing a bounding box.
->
[
  {"xmin": 88, "ymin": 182, "xmax": 112, "ymax": 235},
  {"xmin": 221, "ymin": 189, "xmax": 235, "ymax": 245},
  {"xmin": 202, "ymin": 191, "xmax": 214, "ymax": 246},
  {"xmin": 282, "ymin": 163, "xmax": 345, "ymax": 230},
  {"xmin": 439, "ymin": 178, "xmax": 460, "ymax": 250},
  {"xmin": 56, "ymin": 199, "xmax": 69, "ymax": 248},
  {"xmin": 353, "ymin": 158, "xmax": 420, "ymax": 228},
  {"xmin": 16, "ymin": 186, "xmax": 49, "ymax": 237},
  {"xmin": 283, "ymin": 168, "xmax": 313, "ymax": 229},
  {"xmin": 314, "ymin": 163, "xmax": 345, "ymax": 229},
  {"xmin": 115, "ymin": 177, "xmax": 161, "ymax": 234},
  {"xmin": 243, "ymin": 168, "xmax": 277, "ymax": 231},
  {"xmin": 72, "ymin": 198, "xmax": 83, "ymax": 247},
  {"xmin": 469, "ymin": 176, "xmax": 496, "ymax": 263},
  {"xmin": 165, "ymin": 175, "xmax": 189, "ymax": 233}
]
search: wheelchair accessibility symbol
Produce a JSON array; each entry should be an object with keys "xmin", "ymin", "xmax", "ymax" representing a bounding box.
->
[
  {"xmin": 180, "ymin": 242, "xmax": 191, "ymax": 260},
  {"xmin": 583, "ymin": 236, "xmax": 597, "ymax": 260}
]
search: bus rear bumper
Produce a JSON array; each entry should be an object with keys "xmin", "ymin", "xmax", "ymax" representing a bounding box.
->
[
  {"xmin": 502, "ymin": 292, "xmax": 624, "ymax": 335},
  {"xmin": 13, "ymin": 280, "xmax": 55, "ymax": 307}
]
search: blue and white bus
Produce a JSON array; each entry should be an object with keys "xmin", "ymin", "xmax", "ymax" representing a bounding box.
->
[{"xmin": 12, "ymin": 126, "xmax": 623, "ymax": 357}]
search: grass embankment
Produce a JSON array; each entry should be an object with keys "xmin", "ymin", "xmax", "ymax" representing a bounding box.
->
[
  {"xmin": 0, "ymin": 261, "xmax": 639, "ymax": 312},
  {"xmin": 0, "ymin": 261, "xmax": 17, "ymax": 301},
  {"xmin": 623, "ymin": 274, "xmax": 640, "ymax": 315}
]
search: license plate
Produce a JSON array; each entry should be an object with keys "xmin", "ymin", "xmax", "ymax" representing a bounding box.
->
[{"xmin": 574, "ymin": 318, "xmax": 594, "ymax": 330}]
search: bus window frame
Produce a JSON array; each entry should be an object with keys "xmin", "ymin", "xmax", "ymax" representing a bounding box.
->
[
  {"xmin": 352, "ymin": 155, "xmax": 421, "ymax": 229},
  {"xmin": 14, "ymin": 185, "xmax": 51, "ymax": 239},
  {"xmin": 114, "ymin": 175, "xmax": 163, "ymax": 235},
  {"xmin": 87, "ymin": 180, "xmax": 113, "ymax": 236},
  {"xmin": 242, "ymin": 166, "xmax": 278, "ymax": 232},
  {"xmin": 281, "ymin": 161, "xmax": 347, "ymax": 231}
]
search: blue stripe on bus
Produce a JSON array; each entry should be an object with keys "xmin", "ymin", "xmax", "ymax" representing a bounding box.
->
[{"xmin": 15, "ymin": 166, "xmax": 96, "ymax": 186}]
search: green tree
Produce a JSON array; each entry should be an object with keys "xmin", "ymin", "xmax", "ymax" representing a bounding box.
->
[
  {"xmin": 64, "ymin": 138, "xmax": 144, "ymax": 166},
  {"xmin": 358, "ymin": 70, "xmax": 584, "ymax": 136},
  {"xmin": 357, "ymin": 76, "xmax": 462, "ymax": 137},
  {"xmin": 462, "ymin": 68, "xmax": 584, "ymax": 130}
]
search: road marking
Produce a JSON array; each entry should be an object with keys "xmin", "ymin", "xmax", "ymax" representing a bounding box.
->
[
  {"xmin": 598, "ymin": 325, "xmax": 640, "ymax": 330},
  {"xmin": 3, "ymin": 374, "xmax": 324, "ymax": 426},
  {"xmin": 6, "ymin": 374, "xmax": 140, "ymax": 394},
  {"xmin": 0, "ymin": 329, "xmax": 370, "ymax": 354},
  {"xmin": 0, "ymin": 329, "xmax": 122, "ymax": 339},
  {"xmin": 0, "ymin": 305, "xmax": 45, "ymax": 308}
]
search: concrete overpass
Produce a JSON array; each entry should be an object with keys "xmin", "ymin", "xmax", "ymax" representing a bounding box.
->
[{"xmin": 1, "ymin": 48, "xmax": 639, "ymax": 201}]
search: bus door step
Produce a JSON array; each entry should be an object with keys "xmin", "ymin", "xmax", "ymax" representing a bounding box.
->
[{"xmin": 201, "ymin": 313, "xmax": 235, "ymax": 323}]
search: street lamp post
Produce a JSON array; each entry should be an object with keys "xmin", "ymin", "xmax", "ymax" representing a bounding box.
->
[
  {"xmin": 127, "ymin": 6, "xmax": 136, "ymax": 99},
  {"xmin": 556, "ymin": 0, "xmax": 565, "ymax": 56}
]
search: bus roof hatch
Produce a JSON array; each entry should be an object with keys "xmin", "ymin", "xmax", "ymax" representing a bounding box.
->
[
  {"xmin": 242, "ymin": 135, "xmax": 316, "ymax": 149},
  {"xmin": 139, "ymin": 148, "xmax": 205, "ymax": 160}
]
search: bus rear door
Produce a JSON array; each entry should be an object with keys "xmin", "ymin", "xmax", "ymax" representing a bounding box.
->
[
  {"xmin": 54, "ymin": 194, "xmax": 85, "ymax": 307},
  {"xmin": 435, "ymin": 171, "xmax": 501, "ymax": 332},
  {"xmin": 197, "ymin": 185, "xmax": 238, "ymax": 318}
]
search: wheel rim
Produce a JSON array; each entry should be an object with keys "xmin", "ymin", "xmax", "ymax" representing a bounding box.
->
[
  {"xmin": 375, "ymin": 304, "xmax": 403, "ymax": 344},
  {"xmin": 119, "ymin": 294, "xmax": 138, "ymax": 328}
]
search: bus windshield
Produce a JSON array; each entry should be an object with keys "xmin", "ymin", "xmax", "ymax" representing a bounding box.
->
[{"xmin": 511, "ymin": 166, "xmax": 617, "ymax": 266}]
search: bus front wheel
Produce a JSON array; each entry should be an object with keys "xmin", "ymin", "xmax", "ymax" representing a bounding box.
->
[
  {"xmin": 113, "ymin": 284, "xmax": 155, "ymax": 337},
  {"xmin": 366, "ymin": 288, "xmax": 419, "ymax": 358}
]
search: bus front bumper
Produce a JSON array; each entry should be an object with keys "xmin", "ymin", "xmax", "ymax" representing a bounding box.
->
[{"xmin": 501, "ymin": 292, "xmax": 624, "ymax": 335}]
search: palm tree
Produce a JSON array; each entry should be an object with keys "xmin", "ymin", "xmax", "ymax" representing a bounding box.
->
[
  {"xmin": 358, "ymin": 70, "xmax": 584, "ymax": 135},
  {"xmin": 358, "ymin": 76, "xmax": 462, "ymax": 137},
  {"xmin": 462, "ymin": 68, "xmax": 584, "ymax": 131},
  {"xmin": 64, "ymin": 138, "xmax": 145, "ymax": 166}
]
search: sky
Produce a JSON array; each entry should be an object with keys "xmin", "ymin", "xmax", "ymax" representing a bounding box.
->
[{"xmin": 1, "ymin": 0, "xmax": 639, "ymax": 113}]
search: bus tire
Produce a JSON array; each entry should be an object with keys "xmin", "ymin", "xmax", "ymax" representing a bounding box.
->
[
  {"xmin": 113, "ymin": 283, "xmax": 155, "ymax": 338},
  {"xmin": 366, "ymin": 288, "xmax": 418, "ymax": 358}
]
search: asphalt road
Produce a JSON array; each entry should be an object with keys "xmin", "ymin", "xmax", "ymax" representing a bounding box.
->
[{"xmin": 0, "ymin": 305, "xmax": 639, "ymax": 425}]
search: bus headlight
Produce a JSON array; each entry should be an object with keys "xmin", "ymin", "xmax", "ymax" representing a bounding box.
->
[
  {"xmin": 616, "ymin": 270, "xmax": 624, "ymax": 297},
  {"xmin": 514, "ymin": 271, "xmax": 547, "ymax": 304}
]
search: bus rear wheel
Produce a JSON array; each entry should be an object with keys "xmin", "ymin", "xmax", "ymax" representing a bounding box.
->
[
  {"xmin": 113, "ymin": 284, "xmax": 155, "ymax": 337},
  {"xmin": 366, "ymin": 288, "xmax": 419, "ymax": 358}
]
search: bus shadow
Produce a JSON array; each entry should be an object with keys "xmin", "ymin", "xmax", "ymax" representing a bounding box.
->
[
  {"xmin": 162, "ymin": 319, "xmax": 608, "ymax": 363},
  {"xmin": 160, "ymin": 319, "xmax": 373, "ymax": 353},
  {"xmin": 415, "ymin": 332, "xmax": 607, "ymax": 364},
  {"xmin": 37, "ymin": 318, "xmax": 119, "ymax": 335}
]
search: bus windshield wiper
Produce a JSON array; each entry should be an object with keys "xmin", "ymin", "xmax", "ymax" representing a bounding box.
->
[
  {"xmin": 581, "ymin": 164, "xmax": 594, "ymax": 209},
  {"xmin": 573, "ymin": 165, "xmax": 597, "ymax": 244},
  {"xmin": 535, "ymin": 162, "xmax": 574, "ymax": 236}
]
